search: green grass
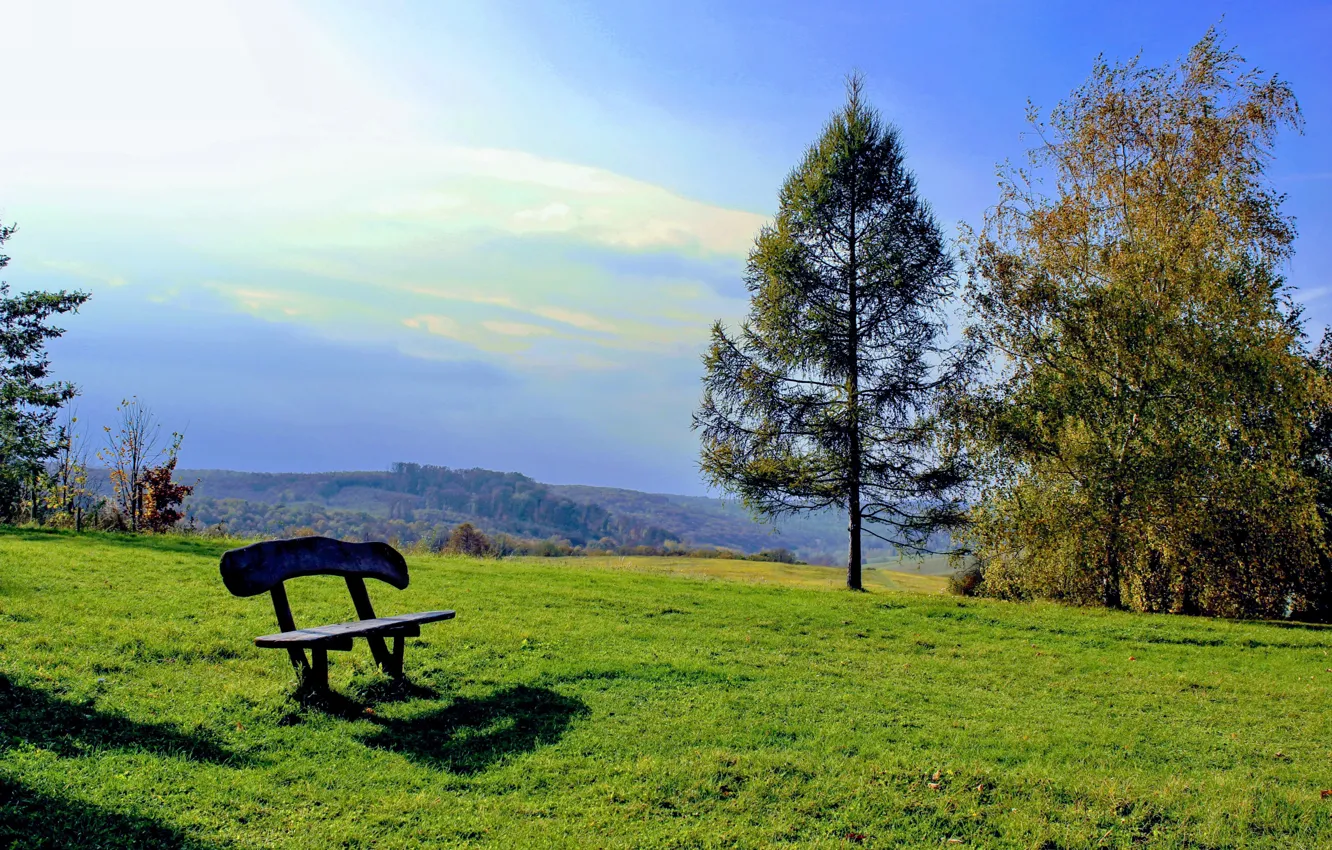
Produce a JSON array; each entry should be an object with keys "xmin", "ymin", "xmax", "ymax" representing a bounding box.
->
[
  {"xmin": 2, "ymin": 528, "xmax": 1332, "ymax": 848},
  {"xmin": 558, "ymin": 555, "xmax": 950, "ymax": 594},
  {"xmin": 866, "ymin": 554, "xmax": 959, "ymax": 578}
]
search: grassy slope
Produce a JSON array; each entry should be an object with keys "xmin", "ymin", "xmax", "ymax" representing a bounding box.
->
[
  {"xmin": 566, "ymin": 555, "xmax": 950, "ymax": 595},
  {"xmin": 1, "ymin": 529, "xmax": 1331, "ymax": 849},
  {"xmin": 865, "ymin": 554, "xmax": 960, "ymax": 578}
]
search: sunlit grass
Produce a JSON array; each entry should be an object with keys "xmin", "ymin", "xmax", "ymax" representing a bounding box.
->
[
  {"xmin": 550, "ymin": 555, "xmax": 950, "ymax": 594},
  {"xmin": 2, "ymin": 527, "xmax": 1331, "ymax": 848}
]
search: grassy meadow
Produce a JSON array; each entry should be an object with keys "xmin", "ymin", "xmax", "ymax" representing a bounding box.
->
[
  {"xmin": 2, "ymin": 528, "xmax": 1332, "ymax": 848},
  {"xmin": 569, "ymin": 554, "xmax": 950, "ymax": 595}
]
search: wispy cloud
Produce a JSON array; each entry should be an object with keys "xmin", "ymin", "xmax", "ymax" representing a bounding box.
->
[
  {"xmin": 482, "ymin": 320, "xmax": 554, "ymax": 337},
  {"xmin": 1297, "ymin": 285, "xmax": 1332, "ymax": 304},
  {"xmin": 39, "ymin": 260, "xmax": 128, "ymax": 289},
  {"xmin": 529, "ymin": 305, "xmax": 619, "ymax": 334}
]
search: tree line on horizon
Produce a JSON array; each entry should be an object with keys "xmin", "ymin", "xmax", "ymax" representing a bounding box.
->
[
  {"xmin": 182, "ymin": 462, "xmax": 682, "ymax": 552},
  {"xmin": 697, "ymin": 29, "xmax": 1332, "ymax": 620}
]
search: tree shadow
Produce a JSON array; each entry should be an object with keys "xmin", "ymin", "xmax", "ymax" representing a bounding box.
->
[
  {"xmin": 0, "ymin": 674, "xmax": 244, "ymax": 765},
  {"xmin": 0, "ymin": 525, "xmax": 236, "ymax": 560},
  {"xmin": 1243, "ymin": 618, "xmax": 1332, "ymax": 632},
  {"xmin": 359, "ymin": 684, "xmax": 588, "ymax": 774},
  {"xmin": 0, "ymin": 776, "xmax": 223, "ymax": 850}
]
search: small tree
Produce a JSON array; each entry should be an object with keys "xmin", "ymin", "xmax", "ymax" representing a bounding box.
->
[
  {"xmin": 695, "ymin": 74, "xmax": 975, "ymax": 590},
  {"xmin": 141, "ymin": 451, "xmax": 194, "ymax": 534},
  {"xmin": 46, "ymin": 405, "xmax": 96, "ymax": 530},
  {"xmin": 445, "ymin": 522, "xmax": 491, "ymax": 557},
  {"xmin": 99, "ymin": 398, "xmax": 184, "ymax": 532},
  {"xmin": 0, "ymin": 221, "xmax": 91, "ymax": 521}
]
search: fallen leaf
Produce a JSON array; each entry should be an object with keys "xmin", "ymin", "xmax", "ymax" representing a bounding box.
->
[
  {"xmin": 928, "ymin": 782, "xmax": 941, "ymax": 790},
  {"xmin": 1321, "ymin": 789, "xmax": 1332, "ymax": 799},
  {"xmin": 932, "ymin": 770, "xmax": 941, "ymax": 781},
  {"xmin": 1129, "ymin": 656, "xmax": 1137, "ymax": 662}
]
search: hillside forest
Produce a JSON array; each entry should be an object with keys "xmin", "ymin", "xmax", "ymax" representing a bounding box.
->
[{"xmin": 156, "ymin": 464, "xmax": 876, "ymax": 563}]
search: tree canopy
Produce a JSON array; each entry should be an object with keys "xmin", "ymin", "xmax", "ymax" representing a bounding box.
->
[{"xmin": 956, "ymin": 30, "xmax": 1326, "ymax": 618}]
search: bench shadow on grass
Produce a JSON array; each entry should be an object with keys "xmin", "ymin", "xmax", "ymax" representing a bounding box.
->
[
  {"xmin": 0, "ymin": 673, "xmax": 244, "ymax": 766},
  {"xmin": 281, "ymin": 675, "xmax": 445, "ymax": 723},
  {"xmin": 0, "ymin": 776, "xmax": 220, "ymax": 850},
  {"xmin": 358, "ymin": 684, "xmax": 589, "ymax": 774}
]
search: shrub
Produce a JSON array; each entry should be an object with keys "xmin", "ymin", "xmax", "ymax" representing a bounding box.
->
[
  {"xmin": 948, "ymin": 562, "xmax": 985, "ymax": 597},
  {"xmin": 444, "ymin": 522, "xmax": 492, "ymax": 557}
]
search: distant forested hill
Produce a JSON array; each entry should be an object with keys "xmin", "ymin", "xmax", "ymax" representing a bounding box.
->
[
  {"xmin": 172, "ymin": 464, "xmax": 673, "ymax": 548},
  {"xmin": 84, "ymin": 463, "xmax": 941, "ymax": 561},
  {"xmin": 546, "ymin": 484, "xmax": 884, "ymax": 564}
]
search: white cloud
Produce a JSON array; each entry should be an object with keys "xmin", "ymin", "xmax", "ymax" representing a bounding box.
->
[
  {"xmin": 513, "ymin": 202, "xmax": 574, "ymax": 225},
  {"xmin": 372, "ymin": 192, "xmax": 468, "ymax": 217},
  {"xmin": 403, "ymin": 314, "xmax": 460, "ymax": 337},
  {"xmin": 0, "ymin": 0, "xmax": 414, "ymax": 188},
  {"xmin": 530, "ymin": 305, "xmax": 619, "ymax": 334},
  {"xmin": 39, "ymin": 260, "xmax": 128, "ymax": 288},
  {"xmin": 443, "ymin": 149, "xmax": 623, "ymax": 195},
  {"xmin": 482, "ymin": 320, "xmax": 553, "ymax": 337},
  {"xmin": 1297, "ymin": 285, "xmax": 1332, "ymax": 304},
  {"xmin": 1, "ymin": 0, "xmax": 762, "ymax": 378}
]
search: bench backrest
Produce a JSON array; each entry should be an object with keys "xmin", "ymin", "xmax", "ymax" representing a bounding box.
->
[{"xmin": 220, "ymin": 536, "xmax": 409, "ymax": 598}]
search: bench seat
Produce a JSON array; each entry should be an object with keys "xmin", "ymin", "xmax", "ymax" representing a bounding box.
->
[{"xmin": 255, "ymin": 610, "xmax": 455, "ymax": 649}]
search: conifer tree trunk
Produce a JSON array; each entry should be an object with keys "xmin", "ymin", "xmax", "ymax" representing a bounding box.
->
[{"xmin": 847, "ymin": 188, "xmax": 863, "ymax": 591}]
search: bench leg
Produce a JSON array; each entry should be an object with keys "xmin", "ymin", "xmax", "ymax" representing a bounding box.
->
[
  {"xmin": 286, "ymin": 648, "xmax": 309, "ymax": 673},
  {"xmin": 308, "ymin": 648, "xmax": 328, "ymax": 691},
  {"xmin": 390, "ymin": 636, "xmax": 405, "ymax": 679},
  {"xmin": 366, "ymin": 636, "xmax": 393, "ymax": 673}
]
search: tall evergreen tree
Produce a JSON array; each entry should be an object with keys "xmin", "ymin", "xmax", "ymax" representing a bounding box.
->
[
  {"xmin": 695, "ymin": 74, "xmax": 974, "ymax": 591},
  {"xmin": 0, "ymin": 221, "xmax": 91, "ymax": 520}
]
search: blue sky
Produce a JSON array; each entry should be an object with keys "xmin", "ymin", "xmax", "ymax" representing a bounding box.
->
[{"xmin": 1, "ymin": 0, "xmax": 1328, "ymax": 494}]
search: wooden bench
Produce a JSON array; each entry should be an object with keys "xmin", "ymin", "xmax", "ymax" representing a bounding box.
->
[{"xmin": 219, "ymin": 536, "xmax": 454, "ymax": 690}]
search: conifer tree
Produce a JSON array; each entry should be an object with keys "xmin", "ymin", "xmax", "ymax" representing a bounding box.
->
[
  {"xmin": 0, "ymin": 221, "xmax": 91, "ymax": 520},
  {"xmin": 695, "ymin": 74, "xmax": 974, "ymax": 590}
]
